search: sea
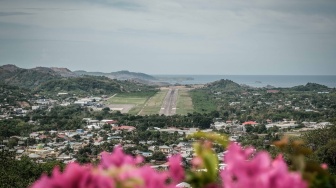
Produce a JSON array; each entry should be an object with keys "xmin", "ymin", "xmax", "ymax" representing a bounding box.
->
[{"xmin": 153, "ymin": 75, "xmax": 336, "ymax": 88}]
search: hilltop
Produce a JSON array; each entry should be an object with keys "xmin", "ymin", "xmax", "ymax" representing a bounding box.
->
[
  {"xmin": 205, "ymin": 79, "xmax": 243, "ymax": 92},
  {"xmin": 291, "ymin": 82, "xmax": 330, "ymax": 91},
  {"xmin": 0, "ymin": 64, "xmax": 77, "ymax": 88}
]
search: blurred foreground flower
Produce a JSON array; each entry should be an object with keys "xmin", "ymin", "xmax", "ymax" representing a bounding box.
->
[
  {"xmin": 32, "ymin": 163, "xmax": 114, "ymax": 188},
  {"xmin": 32, "ymin": 146, "xmax": 175, "ymax": 188},
  {"xmin": 221, "ymin": 143, "xmax": 307, "ymax": 188},
  {"xmin": 31, "ymin": 133, "xmax": 335, "ymax": 188}
]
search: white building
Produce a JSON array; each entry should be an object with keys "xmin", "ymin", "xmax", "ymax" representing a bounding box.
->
[{"xmin": 266, "ymin": 119, "xmax": 298, "ymax": 129}]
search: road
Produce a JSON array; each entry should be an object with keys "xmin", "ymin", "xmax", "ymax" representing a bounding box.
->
[{"xmin": 159, "ymin": 87, "xmax": 178, "ymax": 116}]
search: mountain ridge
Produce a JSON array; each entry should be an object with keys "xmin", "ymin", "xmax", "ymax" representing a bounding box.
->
[
  {"xmin": 73, "ymin": 70, "xmax": 156, "ymax": 81},
  {"xmin": 0, "ymin": 64, "xmax": 157, "ymax": 95}
]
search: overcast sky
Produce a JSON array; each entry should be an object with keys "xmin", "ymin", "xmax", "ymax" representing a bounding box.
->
[{"xmin": 0, "ymin": 0, "xmax": 335, "ymax": 75}]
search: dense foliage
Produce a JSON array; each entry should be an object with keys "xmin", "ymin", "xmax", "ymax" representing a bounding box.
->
[
  {"xmin": 0, "ymin": 65, "xmax": 62, "ymax": 89},
  {"xmin": 301, "ymin": 126, "xmax": 336, "ymax": 174},
  {"xmin": 0, "ymin": 83, "xmax": 33, "ymax": 107},
  {"xmin": 292, "ymin": 83, "xmax": 330, "ymax": 92},
  {"xmin": 0, "ymin": 151, "xmax": 64, "ymax": 188},
  {"xmin": 190, "ymin": 79, "xmax": 336, "ymax": 123},
  {"xmin": 37, "ymin": 76, "xmax": 157, "ymax": 96}
]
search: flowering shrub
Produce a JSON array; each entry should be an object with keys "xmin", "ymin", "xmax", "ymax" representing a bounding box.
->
[
  {"xmin": 31, "ymin": 133, "xmax": 334, "ymax": 188},
  {"xmin": 221, "ymin": 143, "xmax": 306, "ymax": 188}
]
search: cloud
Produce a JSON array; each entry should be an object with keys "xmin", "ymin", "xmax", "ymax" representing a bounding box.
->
[
  {"xmin": 0, "ymin": 12, "xmax": 34, "ymax": 16},
  {"xmin": 0, "ymin": 0, "xmax": 335, "ymax": 74}
]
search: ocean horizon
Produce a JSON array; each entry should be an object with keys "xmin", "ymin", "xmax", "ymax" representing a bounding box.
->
[{"xmin": 152, "ymin": 75, "xmax": 336, "ymax": 88}]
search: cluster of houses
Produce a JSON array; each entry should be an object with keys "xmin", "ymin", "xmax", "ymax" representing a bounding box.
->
[
  {"xmin": 211, "ymin": 119, "xmax": 333, "ymax": 132},
  {"xmin": 216, "ymin": 88, "xmax": 334, "ymax": 116},
  {"xmin": 0, "ymin": 117, "xmax": 216, "ymax": 167},
  {"xmin": 0, "ymin": 95, "xmax": 110, "ymax": 120}
]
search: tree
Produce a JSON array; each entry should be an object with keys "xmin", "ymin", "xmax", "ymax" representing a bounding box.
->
[
  {"xmin": 316, "ymin": 139, "xmax": 336, "ymax": 173},
  {"xmin": 151, "ymin": 151, "xmax": 166, "ymax": 161},
  {"xmin": 245, "ymin": 125, "xmax": 253, "ymax": 133},
  {"xmin": 102, "ymin": 107, "xmax": 110, "ymax": 113},
  {"xmin": 73, "ymin": 134, "xmax": 81, "ymax": 141}
]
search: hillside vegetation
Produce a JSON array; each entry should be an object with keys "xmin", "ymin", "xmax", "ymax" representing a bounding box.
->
[
  {"xmin": 205, "ymin": 79, "xmax": 242, "ymax": 92},
  {"xmin": 0, "ymin": 65, "xmax": 65, "ymax": 88},
  {"xmin": 189, "ymin": 79, "xmax": 242, "ymax": 113},
  {"xmin": 38, "ymin": 76, "xmax": 157, "ymax": 96},
  {"xmin": 291, "ymin": 82, "xmax": 330, "ymax": 91},
  {"xmin": 0, "ymin": 83, "xmax": 33, "ymax": 107},
  {"xmin": 37, "ymin": 76, "xmax": 121, "ymax": 95},
  {"xmin": 0, "ymin": 65, "xmax": 157, "ymax": 96},
  {"xmin": 190, "ymin": 78, "xmax": 335, "ymax": 123}
]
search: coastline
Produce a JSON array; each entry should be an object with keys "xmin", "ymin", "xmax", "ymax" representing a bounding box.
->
[{"xmin": 152, "ymin": 75, "xmax": 336, "ymax": 88}]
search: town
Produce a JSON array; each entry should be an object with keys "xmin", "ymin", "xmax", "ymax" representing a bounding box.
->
[{"xmin": 1, "ymin": 83, "xmax": 334, "ymax": 168}]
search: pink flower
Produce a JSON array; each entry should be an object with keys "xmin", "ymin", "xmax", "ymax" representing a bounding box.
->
[
  {"xmin": 138, "ymin": 166, "xmax": 172, "ymax": 188},
  {"xmin": 100, "ymin": 145, "xmax": 143, "ymax": 168},
  {"xmin": 221, "ymin": 142, "xmax": 307, "ymax": 188},
  {"xmin": 191, "ymin": 156, "xmax": 203, "ymax": 168},
  {"xmin": 31, "ymin": 163, "xmax": 114, "ymax": 188},
  {"xmin": 168, "ymin": 154, "xmax": 185, "ymax": 183},
  {"xmin": 321, "ymin": 163, "xmax": 328, "ymax": 170}
]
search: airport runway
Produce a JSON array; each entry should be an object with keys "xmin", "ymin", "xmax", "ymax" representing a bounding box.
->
[{"xmin": 159, "ymin": 87, "xmax": 178, "ymax": 116}]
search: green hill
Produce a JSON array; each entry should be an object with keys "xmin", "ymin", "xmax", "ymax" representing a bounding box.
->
[
  {"xmin": 205, "ymin": 79, "xmax": 242, "ymax": 92},
  {"xmin": 0, "ymin": 64, "xmax": 73, "ymax": 89},
  {"xmin": 0, "ymin": 65, "xmax": 157, "ymax": 96},
  {"xmin": 74, "ymin": 70, "xmax": 156, "ymax": 81},
  {"xmin": 36, "ymin": 76, "xmax": 157, "ymax": 95},
  {"xmin": 291, "ymin": 82, "xmax": 330, "ymax": 91}
]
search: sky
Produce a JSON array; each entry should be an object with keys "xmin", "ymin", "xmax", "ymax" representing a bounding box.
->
[{"xmin": 0, "ymin": 0, "xmax": 336, "ymax": 75}]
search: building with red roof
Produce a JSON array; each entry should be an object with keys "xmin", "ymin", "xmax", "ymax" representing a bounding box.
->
[
  {"xmin": 267, "ymin": 90, "xmax": 280, "ymax": 94},
  {"xmin": 112, "ymin": 125, "xmax": 136, "ymax": 131},
  {"xmin": 242, "ymin": 121, "xmax": 258, "ymax": 126}
]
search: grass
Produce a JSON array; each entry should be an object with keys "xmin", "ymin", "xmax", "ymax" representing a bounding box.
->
[
  {"xmin": 176, "ymin": 89, "xmax": 194, "ymax": 115},
  {"xmin": 139, "ymin": 89, "xmax": 168, "ymax": 115},
  {"xmin": 189, "ymin": 90, "xmax": 217, "ymax": 113},
  {"xmin": 105, "ymin": 88, "xmax": 197, "ymax": 115},
  {"xmin": 106, "ymin": 91, "xmax": 157, "ymax": 115}
]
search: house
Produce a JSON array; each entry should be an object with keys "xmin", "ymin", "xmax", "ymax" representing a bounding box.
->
[
  {"xmin": 267, "ymin": 90, "xmax": 280, "ymax": 94},
  {"xmin": 112, "ymin": 126, "xmax": 136, "ymax": 131},
  {"xmin": 226, "ymin": 120, "xmax": 233, "ymax": 124},
  {"xmin": 159, "ymin": 145, "xmax": 172, "ymax": 154},
  {"xmin": 148, "ymin": 146, "xmax": 156, "ymax": 152},
  {"xmin": 76, "ymin": 129, "xmax": 84, "ymax": 134},
  {"xmin": 28, "ymin": 153, "xmax": 41, "ymax": 159},
  {"xmin": 107, "ymin": 136, "xmax": 122, "ymax": 141},
  {"xmin": 57, "ymin": 153, "xmax": 72, "ymax": 161},
  {"xmin": 242, "ymin": 121, "xmax": 258, "ymax": 126},
  {"xmin": 229, "ymin": 102, "xmax": 241, "ymax": 106},
  {"xmin": 101, "ymin": 120, "xmax": 118, "ymax": 125},
  {"xmin": 30, "ymin": 133, "xmax": 39, "ymax": 138},
  {"xmin": 266, "ymin": 120, "xmax": 298, "ymax": 129},
  {"xmin": 229, "ymin": 124, "xmax": 245, "ymax": 133},
  {"xmin": 32, "ymin": 106, "xmax": 40, "ymax": 110},
  {"xmin": 304, "ymin": 122, "xmax": 333, "ymax": 129},
  {"xmin": 211, "ymin": 122, "xmax": 229, "ymax": 130},
  {"xmin": 87, "ymin": 125, "xmax": 101, "ymax": 130},
  {"xmin": 139, "ymin": 152, "xmax": 153, "ymax": 157}
]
